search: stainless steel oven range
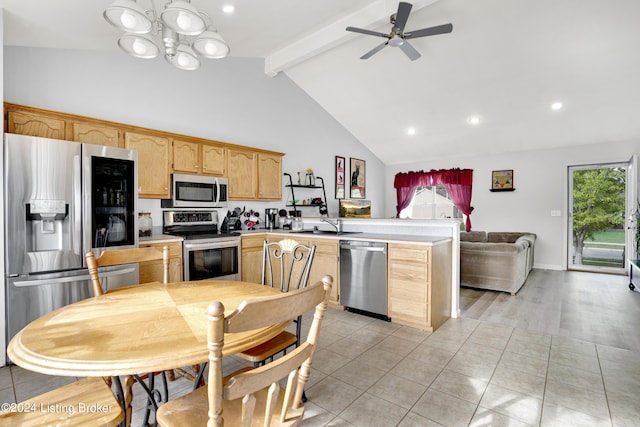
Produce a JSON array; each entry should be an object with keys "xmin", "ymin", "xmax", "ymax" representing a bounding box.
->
[{"xmin": 163, "ymin": 210, "xmax": 241, "ymax": 281}]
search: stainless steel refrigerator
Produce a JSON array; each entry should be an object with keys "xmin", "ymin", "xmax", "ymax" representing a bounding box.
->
[{"xmin": 4, "ymin": 134, "xmax": 140, "ymax": 346}]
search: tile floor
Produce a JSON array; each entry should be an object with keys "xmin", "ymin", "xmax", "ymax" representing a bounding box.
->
[{"xmin": 2, "ymin": 270, "xmax": 640, "ymax": 426}]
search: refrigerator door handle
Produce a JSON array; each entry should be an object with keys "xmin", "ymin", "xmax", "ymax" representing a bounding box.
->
[
  {"xmin": 13, "ymin": 266, "xmax": 137, "ymax": 287},
  {"xmin": 73, "ymin": 154, "xmax": 82, "ymax": 256}
]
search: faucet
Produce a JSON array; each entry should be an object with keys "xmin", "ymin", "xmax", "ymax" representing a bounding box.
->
[{"xmin": 321, "ymin": 218, "xmax": 342, "ymax": 233}]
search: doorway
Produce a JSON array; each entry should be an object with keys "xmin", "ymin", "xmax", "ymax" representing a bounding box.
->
[{"xmin": 568, "ymin": 161, "xmax": 635, "ymax": 274}]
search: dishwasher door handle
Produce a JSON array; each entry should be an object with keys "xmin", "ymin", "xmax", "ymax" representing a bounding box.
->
[{"xmin": 345, "ymin": 246, "xmax": 386, "ymax": 252}]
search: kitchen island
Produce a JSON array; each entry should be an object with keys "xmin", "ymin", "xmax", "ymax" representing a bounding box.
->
[{"xmin": 239, "ymin": 217, "xmax": 458, "ymax": 331}]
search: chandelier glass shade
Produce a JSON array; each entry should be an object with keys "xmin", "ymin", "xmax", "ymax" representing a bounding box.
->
[
  {"xmin": 160, "ymin": 1, "xmax": 206, "ymax": 35},
  {"xmin": 104, "ymin": 0, "xmax": 230, "ymax": 70}
]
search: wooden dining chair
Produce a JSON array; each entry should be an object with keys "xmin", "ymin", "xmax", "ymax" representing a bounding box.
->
[
  {"xmin": 0, "ymin": 376, "xmax": 123, "ymax": 426},
  {"xmin": 86, "ymin": 246, "xmax": 183, "ymax": 426},
  {"xmin": 156, "ymin": 275, "xmax": 333, "ymax": 427},
  {"xmin": 237, "ymin": 238, "xmax": 317, "ymax": 367},
  {"xmin": 85, "ymin": 246, "xmax": 170, "ymax": 296}
]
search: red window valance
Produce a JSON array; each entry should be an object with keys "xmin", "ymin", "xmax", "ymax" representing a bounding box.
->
[{"xmin": 394, "ymin": 168, "xmax": 473, "ymax": 187}]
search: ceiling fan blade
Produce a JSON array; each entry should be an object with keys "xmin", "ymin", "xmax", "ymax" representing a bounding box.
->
[
  {"xmin": 361, "ymin": 41, "xmax": 388, "ymax": 59},
  {"xmin": 399, "ymin": 40, "xmax": 421, "ymax": 61},
  {"xmin": 346, "ymin": 26, "xmax": 389, "ymax": 38},
  {"xmin": 394, "ymin": 2, "xmax": 413, "ymax": 33},
  {"xmin": 405, "ymin": 23, "xmax": 453, "ymax": 39}
]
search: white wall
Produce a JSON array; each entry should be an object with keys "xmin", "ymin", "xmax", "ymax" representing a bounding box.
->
[
  {"xmin": 3, "ymin": 46, "xmax": 386, "ymax": 222},
  {"xmin": 386, "ymin": 140, "xmax": 640, "ymax": 270},
  {"xmin": 0, "ymin": 9, "xmax": 6, "ymax": 363}
]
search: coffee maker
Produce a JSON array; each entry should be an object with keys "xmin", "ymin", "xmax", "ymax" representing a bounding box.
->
[{"xmin": 264, "ymin": 208, "xmax": 279, "ymax": 230}]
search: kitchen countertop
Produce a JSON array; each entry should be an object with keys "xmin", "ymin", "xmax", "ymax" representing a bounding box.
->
[
  {"xmin": 238, "ymin": 228, "xmax": 451, "ymax": 246},
  {"xmin": 138, "ymin": 225, "xmax": 453, "ymax": 246},
  {"xmin": 139, "ymin": 232, "xmax": 183, "ymax": 244}
]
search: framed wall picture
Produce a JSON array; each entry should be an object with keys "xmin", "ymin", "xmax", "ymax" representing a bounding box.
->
[
  {"xmin": 335, "ymin": 156, "xmax": 345, "ymax": 199},
  {"xmin": 350, "ymin": 157, "xmax": 366, "ymax": 199},
  {"xmin": 491, "ymin": 169, "xmax": 515, "ymax": 191}
]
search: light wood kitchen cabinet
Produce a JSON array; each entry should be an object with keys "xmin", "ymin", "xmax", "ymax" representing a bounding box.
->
[
  {"xmin": 138, "ymin": 241, "xmax": 183, "ymax": 283},
  {"xmin": 307, "ymin": 238, "xmax": 340, "ymax": 304},
  {"xmin": 6, "ymin": 108, "xmax": 66, "ymax": 139},
  {"xmin": 387, "ymin": 241, "xmax": 452, "ymax": 331},
  {"xmin": 228, "ymin": 149, "xmax": 258, "ymax": 200},
  {"xmin": 257, "ymin": 153, "xmax": 282, "ymax": 200},
  {"xmin": 266, "ymin": 235, "xmax": 339, "ymax": 304},
  {"xmin": 241, "ymin": 234, "xmax": 266, "ymax": 283},
  {"xmin": 173, "ymin": 140, "xmax": 227, "ymax": 176},
  {"xmin": 227, "ymin": 149, "xmax": 283, "ymax": 201},
  {"xmin": 4, "ymin": 103, "xmax": 284, "ymax": 200},
  {"xmin": 72, "ymin": 122, "xmax": 120, "ymax": 147},
  {"xmin": 202, "ymin": 144, "xmax": 226, "ymax": 175},
  {"xmin": 172, "ymin": 139, "xmax": 200, "ymax": 174},
  {"xmin": 125, "ymin": 132, "xmax": 171, "ymax": 199}
]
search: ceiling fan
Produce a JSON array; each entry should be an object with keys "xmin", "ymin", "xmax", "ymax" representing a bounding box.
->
[{"xmin": 346, "ymin": 2, "xmax": 453, "ymax": 61}]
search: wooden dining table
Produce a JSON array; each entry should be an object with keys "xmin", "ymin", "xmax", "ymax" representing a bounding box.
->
[{"xmin": 7, "ymin": 279, "xmax": 288, "ymax": 427}]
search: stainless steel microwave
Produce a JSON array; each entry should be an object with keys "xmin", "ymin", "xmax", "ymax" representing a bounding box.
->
[{"xmin": 161, "ymin": 174, "xmax": 228, "ymax": 208}]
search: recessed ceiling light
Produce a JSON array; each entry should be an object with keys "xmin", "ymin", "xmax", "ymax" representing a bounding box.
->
[
  {"xmin": 467, "ymin": 115, "xmax": 481, "ymax": 125},
  {"xmin": 551, "ymin": 101, "xmax": 563, "ymax": 111},
  {"xmin": 407, "ymin": 127, "xmax": 416, "ymax": 136},
  {"xmin": 222, "ymin": 4, "xmax": 235, "ymax": 13}
]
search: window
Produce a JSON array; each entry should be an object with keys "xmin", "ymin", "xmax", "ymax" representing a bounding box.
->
[{"xmin": 400, "ymin": 185, "xmax": 462, "ymax": 219}]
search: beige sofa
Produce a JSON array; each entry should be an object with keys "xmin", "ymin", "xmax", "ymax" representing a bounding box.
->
[{"xmin": 460, "ymin": 231, "xmax": 536, "ymax": 295}]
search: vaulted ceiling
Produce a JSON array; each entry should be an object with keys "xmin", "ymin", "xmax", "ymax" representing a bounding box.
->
[{"xmin": 2, "ymin": 0, "xmax": 639, "ymax": 164}]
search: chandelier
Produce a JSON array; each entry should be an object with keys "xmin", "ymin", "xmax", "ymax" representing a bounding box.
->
[{"xmin": 103, "ymin": 0, "xmax": 230, "ymax": 71}]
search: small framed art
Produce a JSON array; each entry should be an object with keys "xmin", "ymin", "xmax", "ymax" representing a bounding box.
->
[
  {"xmin": 335, "ymin": 156, "xmax": 345, "ymax": 199},
  {"xmin": 490, "ymin": 169, "xmax": 515, "ymax": 192},
  {"xmin": 350, "ymin": 157, "xmax": 366, "ymax": 199}
]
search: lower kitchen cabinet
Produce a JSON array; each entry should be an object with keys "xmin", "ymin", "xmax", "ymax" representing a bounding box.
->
[
  {"xmin": 275, "ymin": 235, "xmax": 340, "ymax": 305},
  {"xmin": 387, "ymin": 241, "xmax": 452, "ymax": 331},
  {"xmin": 138, "ymin": 241, "xmax": 183, "ymax": 283},
  {"xmin": 241, "ymin": 234, "xmax": 340, "ymax": 305},
  {"xmin": 307, "ymin": 238, "xmax": 340, "ymax": 305},
  {"xmin": 241, "ymin": 234, "xmax": 266, "ymax": 284}
]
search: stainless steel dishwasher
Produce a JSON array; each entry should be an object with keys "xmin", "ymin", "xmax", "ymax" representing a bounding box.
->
[{"xmin": 339, "ymin": 240, "xmax": 389, "ymax": 320}]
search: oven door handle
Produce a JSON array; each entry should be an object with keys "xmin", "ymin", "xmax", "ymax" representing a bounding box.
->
[{"xmin": 183, "ymin": 241, "xmax": 238, "ymax": 250}]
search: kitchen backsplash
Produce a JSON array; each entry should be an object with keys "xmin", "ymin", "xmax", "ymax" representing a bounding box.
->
[{"xmin": 138, "ymin": 199, "xmax": 330, "ymax": 229}]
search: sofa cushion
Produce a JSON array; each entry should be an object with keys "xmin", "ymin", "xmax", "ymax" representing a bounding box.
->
[
  {"xmin": 487, "ymin": 232, "xmax": 534, "ymax": 244},
  {"xmin": 460, "ymin": 231, "xmax": 487, "ymax": 242}
]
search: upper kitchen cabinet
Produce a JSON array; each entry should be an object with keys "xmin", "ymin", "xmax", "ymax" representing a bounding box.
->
[
  {"xmin": 125, "ymin": 132, "xmax": 171, "ymax": 199},
  {"xmin": 71, "ymin": 122, "xmax": 120, "ymax": 147},
  {"xmin": 258, "ymin": 153, "xmax": 282, "ymax": 200},
  {"xmin": 4, "ymin": 103, "xmax": 283, "ymax": 200},
  {"xmin": 227, "ymin": 149, "xmax": 257, "ymax": 200},
  {"xmin": 172, "ymin": 139, "xmax": 199, "ymax": 174},
  {"xmin": 202, "ymin": 144, "xmax": 226, "ymax": 176},
  {"xmin": 227, "ymin": 149, "xmax": 284, "ymax": 201},
  {"xmin": 5, "ymin": 103, "xmax": 122, "ymax": 147},
  {"xmin": 173, "ymin": 139, "xmax": 226, "ymax": 176},
  {"xmin": 5, "ymin": 106, "xmax": 66, "ymax": 139}
]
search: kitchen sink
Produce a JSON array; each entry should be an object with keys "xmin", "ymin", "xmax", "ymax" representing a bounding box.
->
[{"xmin": 294, "ymin": 230, "xmax": 361, "ymax": 236}]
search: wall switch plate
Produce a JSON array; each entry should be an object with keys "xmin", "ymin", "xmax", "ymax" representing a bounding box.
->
[{"xmin": 550, "ymin": 210, "xmax": 561, "ymax": 217}]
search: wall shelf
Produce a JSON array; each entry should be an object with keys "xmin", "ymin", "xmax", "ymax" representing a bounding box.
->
[{"xmin": 284, "ymin": 172, "xmax": 327, "ymax": 214}]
